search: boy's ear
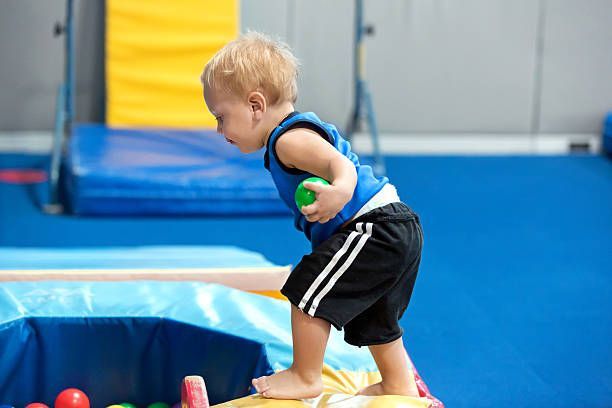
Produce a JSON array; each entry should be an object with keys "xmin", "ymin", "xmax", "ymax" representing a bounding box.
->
[{"xmin": 247, "ymin": 91, "xmax": 266, "ymax": 120}]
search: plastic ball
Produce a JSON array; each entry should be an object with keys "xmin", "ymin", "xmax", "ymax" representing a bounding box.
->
[
  {"xmin": 25, "ymin": 404, "xmax": 49, "ymax": 408},
  {"xmin": 54, "ymin": 389, "xmax": 90, "ymax": 408},
  {"xmin": 295, "ymin": 177, "xmax": 329, "ymax": 209},
  {"xmin": 119, "ymin": 404, "xmax": 137, "ymax": 408},
  {"xmin": 147, "ymin": 403, "xmax": 169, "ymax": 408}
]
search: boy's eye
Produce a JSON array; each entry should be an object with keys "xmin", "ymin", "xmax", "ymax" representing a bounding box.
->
[{"xmin": 216, "ymin": 116, "xmax": 223, "ymax": 124}]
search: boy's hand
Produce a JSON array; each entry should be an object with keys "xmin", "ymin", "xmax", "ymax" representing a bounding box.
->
[{"xmin": 300, "ymin": 181, "xmax": 353, "ymax": 224}]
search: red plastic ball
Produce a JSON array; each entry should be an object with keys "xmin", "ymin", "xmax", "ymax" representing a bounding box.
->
[
  {"xmin": 54, "ymin": 388, "xmax": 90, "ymax": 408},
  {"xmin": 25, "ymin": 404, "xmax": 49, "ymax": 408}
]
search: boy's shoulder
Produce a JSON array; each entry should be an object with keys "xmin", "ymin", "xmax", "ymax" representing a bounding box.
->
[{"xmin": 276, "ymin": 112, "xmax": 339, "ymax": 145}]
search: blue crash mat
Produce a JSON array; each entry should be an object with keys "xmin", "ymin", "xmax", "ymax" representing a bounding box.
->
[
  {"xmin": 0, "ymin": 281, "xmax": 378, "ymax": 406},
  {"xmin": 0, "ymin": 246, "xmax": 278, "ymax": 270},
  {"xmin": 604, "ymin": 112, "xmax": 612, "ymax": 156},
  {"xmin": 65, "ymin": 124, "xmax": 289, "ymax": 215}
]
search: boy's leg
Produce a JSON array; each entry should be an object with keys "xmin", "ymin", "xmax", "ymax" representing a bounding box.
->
[
  {"xmin": 357, "ymin": 337, "xmax": 419, "ymax": 397},
  {"xmin": 252, "ymin": 304, "xmax": 330, "ymax": 399}
]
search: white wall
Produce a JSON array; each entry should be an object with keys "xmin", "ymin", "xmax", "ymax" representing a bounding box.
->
[
  {"xmin": 242, "ymin": 0, "xmax": 611, "ymax": 138},
  {"xmin": 1, "ymin": 0, "xmax": 610, "ymax": 140}
]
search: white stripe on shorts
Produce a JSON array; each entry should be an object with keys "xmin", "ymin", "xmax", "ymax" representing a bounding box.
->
[
  {"xmin": 304, "ymin": 222, "xmax": 374, "ymax": 317},
  {"xmin": 297, "ymin": 225, "xmax": 362, "ymax": 310}
]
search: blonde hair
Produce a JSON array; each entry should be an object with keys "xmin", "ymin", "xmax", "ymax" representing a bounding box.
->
[{"xmin": 202, "ymin": 31, "xmax": 299, "ymax": 105}]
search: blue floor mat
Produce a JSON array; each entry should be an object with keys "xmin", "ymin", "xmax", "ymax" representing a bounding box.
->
[
  {"xmin": 65, "ymin": 124, "xmax": 289, "ymax": 215},
  {"xmin": 1, "ymin": 153, "xmax": 611, "ymax": 407}
]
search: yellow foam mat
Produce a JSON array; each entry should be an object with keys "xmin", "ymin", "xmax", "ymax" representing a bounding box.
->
[
  {"xmin": 106, "ymin": 0, "xmax": 237, "ymax": 128},
  {"xmin": 213, "ymin": 365, "xmax": 433, "ymax": 407},
  {"xmin": 215, "ymin": 394, "xmax": 432, "ymax": 408},
  {"xmin": 250, "ymin": 290, "xmax": 288, "ymax": 301}
]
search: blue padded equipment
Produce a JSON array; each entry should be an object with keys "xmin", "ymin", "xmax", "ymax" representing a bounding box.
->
[
  {"xmin": 0, "ymin": 246, "xmax": 277, "ymax": 270},
  {"xmin": 65, "ymin": 124, "xmax": 289, "ymax": 215},
  {"xmin": 0, "ymin": 281, "xmax": 379, "ymax": 406},
  {"xmin": 604, "ymin": 112, "xmax": 612, "ymax": 156}
]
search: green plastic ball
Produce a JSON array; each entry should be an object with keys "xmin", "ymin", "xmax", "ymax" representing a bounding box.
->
[
  {"xmin": 295, "ymin": 177, "xmax": 330, "ymax": 209},
  {"xmin": 147, "ymin": 403, "xmax": 169, "ymax": 408},
  {"xmin": 119, "ymin": 404, "xmax": 137, "ymax": 408}
]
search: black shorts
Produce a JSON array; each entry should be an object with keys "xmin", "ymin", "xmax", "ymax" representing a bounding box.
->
[{"xmin": 281, "ymin": 202, "xmax": 423, "ymax": 347}]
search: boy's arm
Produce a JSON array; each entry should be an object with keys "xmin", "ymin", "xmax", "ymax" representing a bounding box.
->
[{"xmin": 275, "ymin": 128, "xmax": 357, "ymax": 223}]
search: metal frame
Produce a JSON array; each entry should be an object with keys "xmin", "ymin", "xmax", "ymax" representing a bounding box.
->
[
  {"xmin": 45, "ymin": 0, "xmax": 75, "ymax": 213},
  {"xmin": 345, "ymin": 0, "xmax": 385, "ymax": 176}
]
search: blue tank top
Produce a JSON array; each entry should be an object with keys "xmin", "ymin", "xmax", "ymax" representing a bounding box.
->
[{"xmin": 264, "ymin": 112, "xmax": 388, "ymax": 248}]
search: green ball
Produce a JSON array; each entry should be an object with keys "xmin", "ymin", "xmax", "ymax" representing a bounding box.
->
[
  {"xmin": 120, "ymin": 404, "xmax": 137, "ymax": 408},
  {"xmin": 295, "ymin": 177, "xmax": 330, "ymax": 209},
  {"xmin": 147, "ymin": 403, "xmax": 169, "ymax": 408}
]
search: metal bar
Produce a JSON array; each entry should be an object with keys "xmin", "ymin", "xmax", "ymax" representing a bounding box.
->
[
  {"xmin": 65, "ymin": 0, "xmax": 75, "ymax": 129},
  {"xmin": 47, "ymin": 84, "xmax": 66, "ymax": 209},
  {"xmin": 45, "ymin": 0, "xmax": 74, "ymax": 213},
  {"xmin": 345, "ymin": 0, "xmax": 362, "ymax": 139},
  {"xmin": 351, "ymin": 0, "xmax": 385, "ymax": 176},
  {"xmin": 362, "ymin": 82, "xmax": 385, "ymax": 176}
]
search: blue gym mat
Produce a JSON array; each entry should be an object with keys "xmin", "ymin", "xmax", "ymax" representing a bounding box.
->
[
  {"xmin": 0, "ymin": 281, "xmax": 379, "ymax": 406},
  {"xmin": 65, "ymin": 124, "xmax": 289, "ymax": 215},
  {"xmin": 604, "ymin": 112, "xmax": 612, "ymax": 155},
  {"xmin": 0, "ymin": 246, "xmax": 279, "ymax": 270},
  {"xmin": 1, "ymin": 153, "xmax": 611, "ymax": 407}
]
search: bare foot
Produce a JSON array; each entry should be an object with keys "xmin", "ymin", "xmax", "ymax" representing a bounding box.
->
[
  {"xmin": 357, "ymin": 381, "xmax": 419, "ymax": 397},
  {"xmin": 251, "ymin": 368, "xmax": 323, "ymax": 399}
]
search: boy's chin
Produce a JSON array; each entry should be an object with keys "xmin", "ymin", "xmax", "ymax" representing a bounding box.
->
[{"xmin": 239, "ymin": 145, "xmax": 261, "ymax": 154}]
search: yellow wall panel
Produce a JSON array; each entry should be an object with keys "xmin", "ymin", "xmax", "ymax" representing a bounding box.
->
[{"xmin": 106, "ymin": 0, "xmax": 237, "ymax": 128}]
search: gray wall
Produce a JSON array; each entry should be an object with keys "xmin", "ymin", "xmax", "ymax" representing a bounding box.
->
[
  {"xmin": 539, "ymin": 0, "xmax": 612, "ymax": 133},
  {"xmin": 1, "ymin": 0, "xmax": 610, "ymax": 134},
  {"xmin": 0, "ymin": 0, "xmax": 105, "ymax": 130},
  {"xmin": 0, "ymin": 0, "xmax": 64, "ymax": 130}
]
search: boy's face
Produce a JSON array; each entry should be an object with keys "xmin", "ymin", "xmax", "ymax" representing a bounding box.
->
[{"xmin": 203, "ymin": 87, "xmax": 264, "ymax": 154}]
